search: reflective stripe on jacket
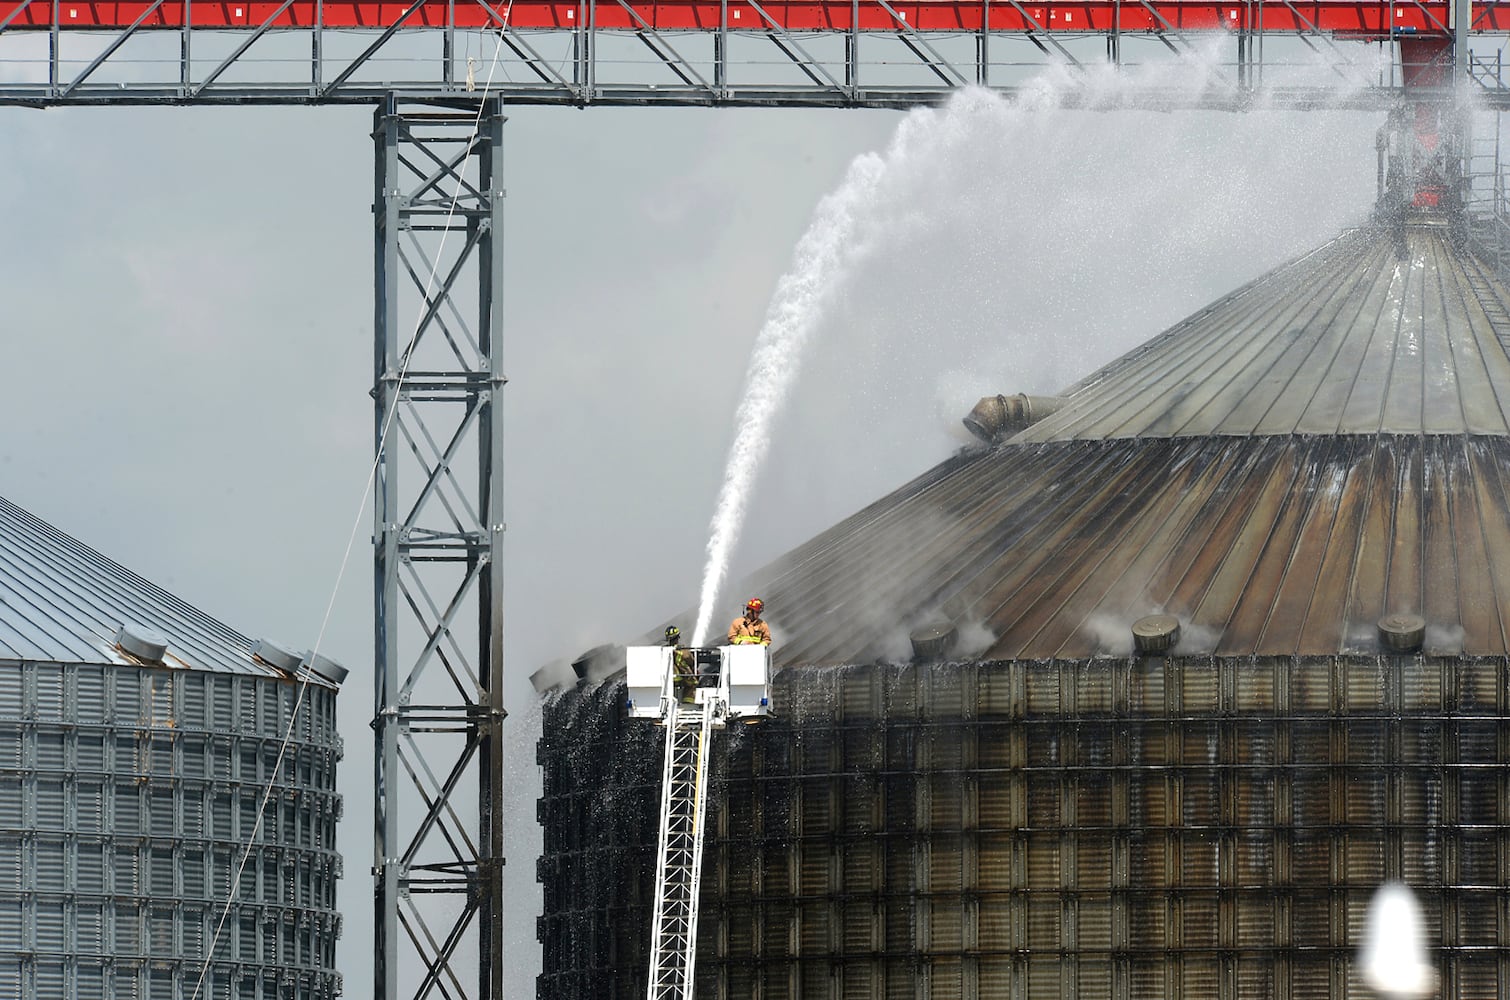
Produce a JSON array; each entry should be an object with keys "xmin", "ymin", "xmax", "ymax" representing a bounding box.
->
[{"xmin": 727, "ymin": 616, "xmax": 771, "ymax": 645}]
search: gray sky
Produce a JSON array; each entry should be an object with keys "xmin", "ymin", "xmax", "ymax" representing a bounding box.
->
[{"xmin": 0, "ymin": 90, "xmax": 1378, "ymax": 995}]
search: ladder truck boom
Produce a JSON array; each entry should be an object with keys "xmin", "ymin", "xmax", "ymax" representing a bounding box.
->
[
  {"xmin": 645, "ymin": 696, "xmax": 714, "ymax": 1000},
  {"xmin": 626, "ymin": 644, "xmax": 773, "ymax": 1000}
]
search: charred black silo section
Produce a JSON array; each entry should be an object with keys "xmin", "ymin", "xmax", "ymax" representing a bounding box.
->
[
  {"xmin": 540, "ymin": 656, "xmax": 1510, "ymax": 1000},
  {"xmin": 536, "ymin": 680, "xmax": 662, "ymax": 1000}
]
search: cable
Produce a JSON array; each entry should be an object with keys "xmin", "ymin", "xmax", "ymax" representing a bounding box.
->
[{"xmin": 188, "ymin": 19, "xmax": 516, "ymax": 1000}]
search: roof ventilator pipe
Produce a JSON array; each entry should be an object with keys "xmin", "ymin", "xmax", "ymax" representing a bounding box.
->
[
  {"xmin": 1378, "ymin": 613, "xmax": 1426, "ymax": 654},
  {"xmin": 910, "ymin": 621, "xmax": 958, "ymax": 661},
  {"xmin": 115, "ymin": 623, "xmax": 168, "ymax": 664},
  {"xmin": 1132, "ymin": 615, "xmax": 1181, "ymax": 655},
  {"xmin": 963, "ymin": 394, "xmax": 1064, "ymax": 444}
]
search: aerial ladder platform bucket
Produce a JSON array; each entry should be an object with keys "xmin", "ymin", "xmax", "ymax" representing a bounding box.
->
[{"xmin": 625, "ymin": 643, "xmax": 772, "ymax": 1000}]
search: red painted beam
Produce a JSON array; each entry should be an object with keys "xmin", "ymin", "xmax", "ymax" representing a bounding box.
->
[{"xmin": 3, "ymin": 0, "xmax": 1507, "ymax": 34}]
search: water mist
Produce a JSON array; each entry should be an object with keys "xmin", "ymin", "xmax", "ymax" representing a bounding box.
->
[{"xmin": 688, "ymin": 45, "xmax": 1380, "ymax": 647}]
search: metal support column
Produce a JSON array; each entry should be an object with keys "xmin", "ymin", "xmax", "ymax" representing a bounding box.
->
[
  {"xmin": 374, "ymin": 93, "xmax": 508, "ymax": 1000},
  {"xmin": 1455, "ymin": 0, "xmax": 1473, "ymax": 189}
]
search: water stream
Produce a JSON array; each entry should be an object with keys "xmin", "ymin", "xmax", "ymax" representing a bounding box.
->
[{"xmin": 689, "ymin": 46, "xmax": 1382, "ymax": 647}]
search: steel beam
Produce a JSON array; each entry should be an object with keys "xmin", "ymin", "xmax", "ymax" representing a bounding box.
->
[
  {"xmin": 373, "ymin": 93, "xmax": 506, "ymax": 1000},
  {"xmin": 5, "ymin": 7, "xmax": 1510, "ymax": 107},
  {"xmin": 3, "ymin": 79, "xmax": 1510, "ymax": 108},
  {"xmin": 7, "ymin": 0, "xmax": 1510, "ymax": 32}
]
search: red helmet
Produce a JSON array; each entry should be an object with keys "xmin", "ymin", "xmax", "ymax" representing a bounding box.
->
[{"xmin": 745, "ymin": 598, "xmax": 764, "ymax": 614}]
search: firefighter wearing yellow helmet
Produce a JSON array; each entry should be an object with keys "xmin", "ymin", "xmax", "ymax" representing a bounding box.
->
[
  {"xmin": 727, "ymin": 598, "xmax": 772, "ymax": 646},
  {"xmin": 664, "ymin": 625, "xmax": 697, "ymax": 703}
]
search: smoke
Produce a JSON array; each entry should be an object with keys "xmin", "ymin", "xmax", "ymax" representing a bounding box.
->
[
  {"xmin": 691, "ymin": 50, "xmax": 1378, "ymax": 646},
  {"xmin": 1084, "ymin": 613, "xmax": 1138, "ymax": 657},
  {"xmin": 873, "ymin": 625, "xmax": 916, "ymax": 666},
  {"xmin": 1424, "ymin": 622, "xmax": 1465, "ymax": 655},
  {"xmin": 1085, "ymin": 610, "xmax": 1225, "ymax": 657},
  {"xmin": 955, "ymin": 619, "xmax": 999, "ymax": 660},
  {"xmin": 873, "ymin": 615, "xmax": 999, "ymax": 665}
]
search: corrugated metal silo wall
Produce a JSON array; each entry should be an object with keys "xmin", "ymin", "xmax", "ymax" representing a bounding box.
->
[
  {"xmin": 537, "ymin": 679, "xmax": 661, "ymax": 1000},
  {"xmin": 538, "ymin": 656, "xmax": 1510, "ymax": 1000},
  {"xmin": 0, "ymin": 660, "xmax": 344, "ymax": 999}
]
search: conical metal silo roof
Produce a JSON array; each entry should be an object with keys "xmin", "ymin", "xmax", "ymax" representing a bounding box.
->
[
  {"xmin": 1020, "ymin": 219, "xmax": 1510, "ymax": 440},
  {"xmin": 747, "ymin": 220, "xmax": 1510, "ymax": 664},
  {"xmin": 0, "ymin": 494, "xmax": 332, "ymax": 682}
]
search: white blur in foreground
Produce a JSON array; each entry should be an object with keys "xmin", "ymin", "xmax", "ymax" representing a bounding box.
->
[{"xmin": 1359, "ymin": 882, "xmax": 1437, "ymax": 999}]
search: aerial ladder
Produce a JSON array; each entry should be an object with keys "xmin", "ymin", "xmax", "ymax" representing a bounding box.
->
[{"xmin": 626, "ymin": 642, "xmax": 773, "ymax": 1000}]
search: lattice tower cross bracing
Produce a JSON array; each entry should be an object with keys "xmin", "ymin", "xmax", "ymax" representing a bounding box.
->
[
  {"xmin": 372, "ymin": 96, "xmax": 507, "ymax": 1000},
  {"xmin": 2, "ymin": 4, "xmax": 1505, "ymax": 1000},
  {"xmin": 4, "ymin": 1, "xmax": 1510, "ymax": 106}
]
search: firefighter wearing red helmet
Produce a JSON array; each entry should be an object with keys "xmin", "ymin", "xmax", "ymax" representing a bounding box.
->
[{"xmin": 728, "ymin": 598, "xmax": 772, "ymax": 646}]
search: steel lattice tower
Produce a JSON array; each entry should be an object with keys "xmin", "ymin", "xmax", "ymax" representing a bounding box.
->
[{"xmin": 373, "ymin": 95, "xmax": 507, "ymax": 1000}]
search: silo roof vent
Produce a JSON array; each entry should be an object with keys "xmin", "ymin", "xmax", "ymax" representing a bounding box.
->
[
  {"xmin": 910, "ymin": 621, "xmax": 958, "ymax": 661},
  {"xmin": 530, "ymin": 659, "xmax": 577, "ymax": 695},
  {"xmin": 1378, "ymin": 614, "xmax": 1426, "ymax": 654},
  {"xmin": 114, "ymin": 623, "xmax": 168, "ymax": 663},
  {"xmin": 963, "ymin": 394, "xmax": 1064, "ymax": 444},
  {"xmin": 1132, "ymin": 615, "xmax": 1181, "ymax": 655},
  {"xmin": 572, "ymin": 643, "xmax": 623, "ymax": 684},
  {"xmin": 251, "ymin": 638, "xmax": 304, "ymax": 675},
  {"xmin": 301, "ymin": 650, "xmax": 350, "ymax": 686}
]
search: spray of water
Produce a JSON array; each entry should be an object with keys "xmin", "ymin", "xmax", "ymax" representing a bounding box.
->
[
  {"xmin": 688, "ymin": 155, "xmax": 887, "ymax": 644},
  {"xmin": 688, "ymin": 42, "xmax": 1385, "ymax": 647}
]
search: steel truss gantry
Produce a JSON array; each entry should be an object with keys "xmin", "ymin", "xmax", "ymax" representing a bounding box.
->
[
  {"xmin": 5, "ymin": 0, "xmax": 1510, "ymax": 108},
  {"xmin": 373, "ymin": 95, "xmax": 506, "ymax": 1000}
]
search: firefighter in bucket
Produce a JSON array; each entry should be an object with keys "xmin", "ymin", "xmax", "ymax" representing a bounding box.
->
[
  {"xmin": 664, "ymin": 625, "xmax": 698, "ymax": 704},
  {"xmin": 727, "ymin": 598, "xmax": 772, "ymax": 646}
]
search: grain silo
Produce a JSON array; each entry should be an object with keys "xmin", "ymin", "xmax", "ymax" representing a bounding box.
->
[
  {"xmin": 537, "ymin": 211, "xmax": 1510, "ymax": 1000},
  {"xmin": 0, "ymin": 495, "xmax": 345, "ymax": 1000}
]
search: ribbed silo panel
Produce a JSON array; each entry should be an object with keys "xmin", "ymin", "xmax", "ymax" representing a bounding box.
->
[
  {"xmin": 1014, "ymin": 223, "xmax": 1510, "ymax": 442},
  {"xmin": 733, "ymin": 434, "xmax": 1510, "ymax": 664},
  {"xmin": 0, "ymin": 661, "xmax": 343, "ymax": 1000},
  {"xmin": 540, "ymin": 658, "xmax": 1510, "ymax": 1000}
]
